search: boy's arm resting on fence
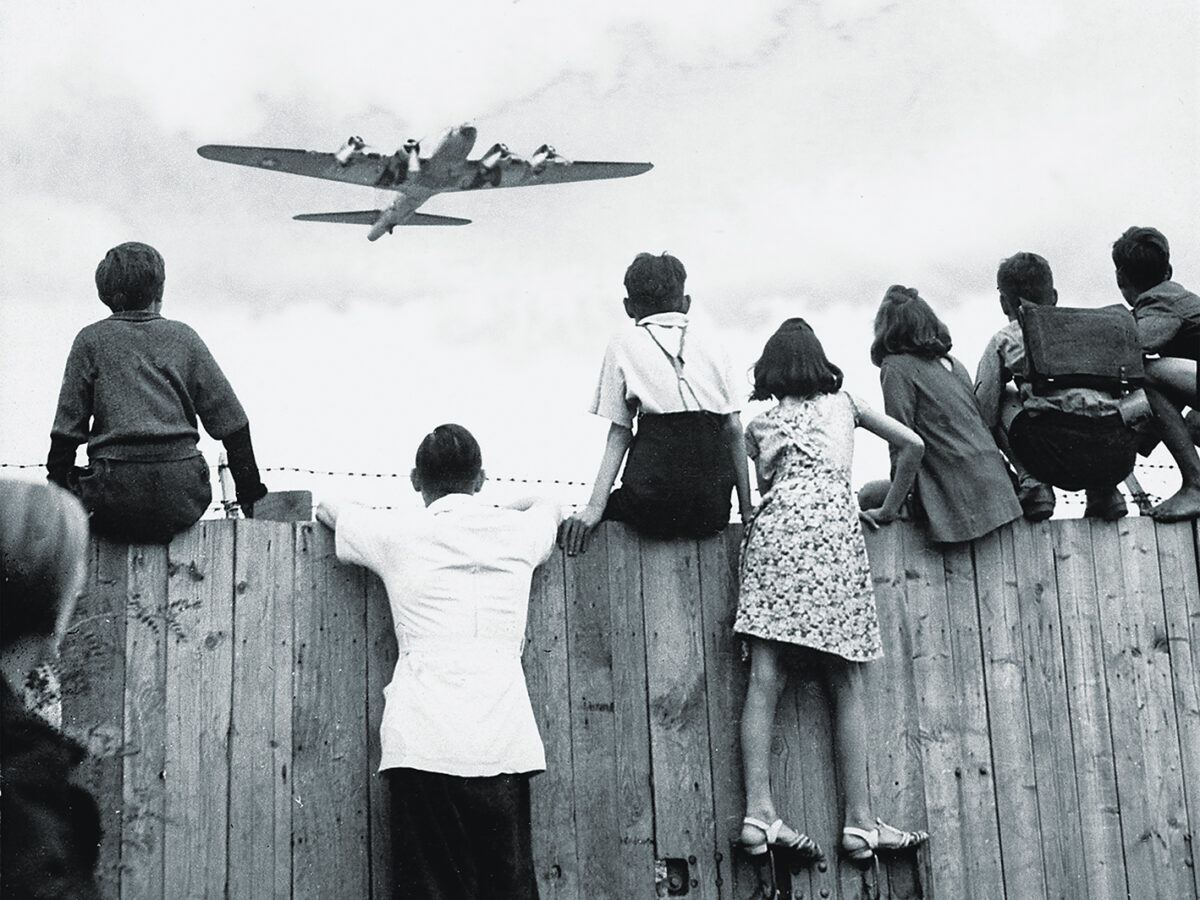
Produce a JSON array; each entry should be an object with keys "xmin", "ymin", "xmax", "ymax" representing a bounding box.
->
[
  {"xmin": 723, "ymin": 412, "xmax": 754, "ymax": 522},
  {"xmin": 46, "ymin": 436, "xmax": 79, "ymax": 488},
  {"xmin": 315, "ymin": 500, "xmax": 341, "ymax": 530},
  {"xmin": 559, "ymin": 422, "xmax": 632, "ymax": 555},
  {"xmin": 221, "ymin": 424, "xmax": 268, "ymax": 512}
]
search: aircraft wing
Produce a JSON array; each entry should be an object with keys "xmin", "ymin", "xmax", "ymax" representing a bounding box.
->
[
  {"xmin": 293, "ymin": 210, "xmax": 471, "ymax": 226},
  {"xmin": 197, "ymin": 145, "xmax": 390, "ymax": 187},
  {"xmin": 449, "ymin": 159, "xmax": 654, "ymax": 193},
  {"xmin": 511, "ymin": 160, "xmax": 653, "ymax": 187}
]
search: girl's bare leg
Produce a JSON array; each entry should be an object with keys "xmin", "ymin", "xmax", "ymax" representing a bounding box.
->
[
  {"xmin": 739, "ymin": 638, "xmax": 787, "ymax": 836},
  {"xmin": 824, "ymin": 656, "xmax": 872, "ymax": 830}
]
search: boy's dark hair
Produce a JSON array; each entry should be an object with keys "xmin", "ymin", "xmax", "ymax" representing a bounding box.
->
[
  {"xmin": 751, "ymin": 318, "xmax": 844, "ymax": 401},
  {"xmin": 414, "ymin": 424, "xmax": 483, "ymax": 495},
  {"xmin": 997, "ymin": 252, "xmax": 1056, "ymax": 307},
  {"xmin": 870, "ymin": 285, "xmax": 952, "ymax": 367},
  {"xmin": 0, "ymin": 480, "xmax": 89, "ymax": 649},
  {"xmin": 624, "ymin": 252, "xmax": 687, "ymax": 318},
  {"xmin": 95, "ymin": 242, "xmax": 165, "ymax": 311},
  {"xmin": 1112, "ymin": 226, "xmax": 1172, "ymax": 294}
]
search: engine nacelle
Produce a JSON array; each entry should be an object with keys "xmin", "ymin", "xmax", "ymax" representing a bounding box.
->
[
  {"xmin": 529, "ymin": 143, "xmax": 559, "ymax": 170},
  {"xmin": 479, "ymin": 142, "xmax": 511, "ymax": 170},
  {"xmin": 404, "ymin": 138, "xmax": 422, "ymax": 174},
  {"xmin": 335, "ymin": 135, "xmax": 367, "ymax": 165}
]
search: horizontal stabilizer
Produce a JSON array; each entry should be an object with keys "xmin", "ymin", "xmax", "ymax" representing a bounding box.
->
[
  {"xmin": 293, "ymin": 210, "xmax": 471, "ymax": 227},
  {"xmin": 405, "ymin": 212, "xmax": 472, "ymax": 226},
  {"xmin": 293, "ymin": 210, "xmax": 381, "ymax": 225}
]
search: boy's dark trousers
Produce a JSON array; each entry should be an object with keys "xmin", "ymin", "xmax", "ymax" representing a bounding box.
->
[
  {"xmin": 1009, "ymin": 409, "xmax": 1138, "ymax": 491},
  {"xmin": 69, "ymin": 454, "xmax": 212, "ymax": 544},
  {"xmin": 384, "ymin": 767, "xmax": 538, "ymax": 900}
]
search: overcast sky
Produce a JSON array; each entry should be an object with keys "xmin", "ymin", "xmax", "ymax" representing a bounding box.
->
[{"xmin": 3, "ymin": 0, "xmax": 1197, "ymax": 512}]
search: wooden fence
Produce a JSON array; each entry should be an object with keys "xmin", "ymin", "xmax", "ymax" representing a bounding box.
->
[{"xmin": 58, "ymin": 517, "xmax": 1200, "ymax": 900}]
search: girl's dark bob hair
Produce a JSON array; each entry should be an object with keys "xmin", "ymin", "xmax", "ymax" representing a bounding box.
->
[
  {"xmin": 869, "ymin": 285, "xmax": 952, "ymax": 367},
  {"xmin": 751, "ymin": 318, "xmax": 843, "ymax": 401}
]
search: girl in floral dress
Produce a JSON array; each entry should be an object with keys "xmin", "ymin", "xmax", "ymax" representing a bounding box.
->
[{"xmin": 734, "ymin": 318, "xmax": 929, "ymax": 865}]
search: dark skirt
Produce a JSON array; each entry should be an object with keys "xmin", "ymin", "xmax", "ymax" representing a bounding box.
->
[
  {"xmin": 384, "ymin": 768, "xmax": 538, "ymax": 900},
  {"xmin": 1009, "ymin": 409, "xmax": 1138, "ymax": 491},
  {"xmin": 603, "ymin": 410, "xmax": 735, "ymax": 539}
]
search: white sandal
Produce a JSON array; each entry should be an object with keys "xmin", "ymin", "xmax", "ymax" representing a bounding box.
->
[{"xmin": 739, "ymin": 816, "xmax": 823, "ymax": 860}]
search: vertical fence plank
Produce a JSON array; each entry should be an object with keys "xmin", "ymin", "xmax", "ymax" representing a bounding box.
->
[
  {"xmin": 60, "ymin": 537, "xmax": 129, "ymax": 898},
  {"xmin": 865, "ymin": 525, "xmax": 931, "ymax": 900},
  {"xmin": 163, "ymin": 521, "xmax": 235, "ymax": 898},
  {"xmin": 893, "ymin": 524, "xmax": 1000, "ymax": 899},
  {"xmin": 1161, "ymin": 521, "xmax": 1200, "ymax": 900},
  {"xmin": 292, "ymin": 522, "xmax": 370, "ymax": 900},
  {"xmin": 1094, "ymin": 519, "xmax": 1194, "ymax": 898},
  {"xmin": 698, "ymin": 528, "xmax": 746, "ymax": 900},
  {"xmin": 525, "ymin": 545, "xmax": 578, "ymax": 899},
  {"xmin": 1011, "ymin": 519, "xmax": 1084, "ymax": 896},
  {"xmin": 975, "ymin": 525, "xmax": 1048, "ymax": 900},
  {"xmin": 366, "ymin": 568, "xmax": 397, "ymax": 900},
  {"xmin": 944, "ymin": 536, "xmax": 1004, "ymax": 896},
  {"xmin": 642, "ymin": 537, "xmax": 721, "ymax": 900},
  {"xmin": 607, "ymin": 524, "xmax": 656, "ymax": 892},
  {"xmin": 119, "ymin": 544, "xmax": 167, "ymax": 900},
  {"xmin": 229, "ymin": 520, "xmax": 295, "ymax": 900},
  {"xmin": 1053, "ymin": 520, "xmax": 1127, "ymax": 899},
  {"xmin": 564, "ymin": 526, "xmax": 639, "ymax": 895}
]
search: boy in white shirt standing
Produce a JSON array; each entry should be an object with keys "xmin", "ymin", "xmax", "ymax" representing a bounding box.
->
[{"xmin": 316, "ymin": 424, "xmax": 560, "ymax": 900}]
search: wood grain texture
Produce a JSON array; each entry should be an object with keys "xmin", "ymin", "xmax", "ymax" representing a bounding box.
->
[
  {"xmin": 61, "ymin": 517, "xmax": 1200, "ymax": 900},
  {"xmin": 229, "ymin": 520, "xmax": 294, "ymax": 900},
  {"xmin": 291, "ymin": 522, "xmax": 371, "ymax": 900},
  {"xmin": 163, "ymin": 522, "xmax": 235, "ymax": 899},
  {"xmin": 119, "ymin": 545, "xmax": 166, "ymax": 900}
]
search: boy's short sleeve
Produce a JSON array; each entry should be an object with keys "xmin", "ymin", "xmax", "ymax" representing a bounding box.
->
[
  {"xmin": 520, "ymin": 502, "xmax": 562, "ymax": 566},
  {"xmin": 333, "ymin": 505, "xmax": 395, "ymax": 576},
  {"xmin": 1133, "ymin": 302, "xmax": 1184, "ymax": 356},
  {"xmin": 589, "ymin": 341, "xmax": 636, "ymax": 428}
]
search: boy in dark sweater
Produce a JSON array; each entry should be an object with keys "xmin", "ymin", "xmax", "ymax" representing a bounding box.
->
[
  {"xmin": 1112, "ymin": 227, "xmax": 1200, "ymax": 520},
  {"xmin": 47, "ymin": 242, "xmax": 267, "ymax": 543}
]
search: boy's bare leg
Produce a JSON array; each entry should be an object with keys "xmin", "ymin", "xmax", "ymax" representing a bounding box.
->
[{"xmin": 1144, "ymin": 379, "xmax": 1200, "ymax": 520}]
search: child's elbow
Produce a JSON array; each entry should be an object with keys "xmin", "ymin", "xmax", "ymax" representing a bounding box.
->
[{"xmin": 907, "ymin": 434, "xmax": 926, "ymax": 460}]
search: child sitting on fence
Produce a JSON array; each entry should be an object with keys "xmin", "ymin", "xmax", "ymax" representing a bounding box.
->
[
  {"xmin": 316, "ymin": 424, "xmax": 561, "ymax": 900},
  {"xmin": 1112, "ymin": 226, "xmax": 1200, "ymax": 520},
  {"xmin": 1, "ymin": 479, "xmax": 101, "ymax": 900},
  {"xmin": 735, "ymin": 319, "xmax": 928, "ymax": 866},
  {"xmin": 46, "ymin": 242, "xmax": 268, "ymax": 544},
  {"xmin": 974, "ymin": 252, "xmax": 1134, "ymax": 521},
  {"xmin": 558, "ymin": 252, "xmax": 752, "ymax": 554},
  {"xmin": 859, "ymin": 285, "xmax": 1022, "ymax": 541}
]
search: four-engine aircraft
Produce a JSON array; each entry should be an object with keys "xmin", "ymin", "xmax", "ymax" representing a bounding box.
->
[{"xmin": 198, "ymin": 123, "xmax": 653, "ymax": 240}]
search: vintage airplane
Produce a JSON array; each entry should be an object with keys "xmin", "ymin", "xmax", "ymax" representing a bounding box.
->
[{"xmin": 197, "ymin": 123, "xmax": 653, "ymax": 240}]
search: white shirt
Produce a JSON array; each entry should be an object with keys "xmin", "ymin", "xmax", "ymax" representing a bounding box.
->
[
  {"xmin": 334, "ymin": 494, "xmax": 559, "ymax": 776},
  {"xmin": 589, "ymin": 312, "xmax": 741, "ymax": 428}
]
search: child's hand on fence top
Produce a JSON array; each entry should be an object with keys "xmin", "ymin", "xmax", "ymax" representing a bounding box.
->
[
  {"xmin": 559, "ymin": 505, "xmax": 602, "ymax": 556},
  {"xmin": 858, "ymin": 507, "xmax": 895, "ymax": 531}
]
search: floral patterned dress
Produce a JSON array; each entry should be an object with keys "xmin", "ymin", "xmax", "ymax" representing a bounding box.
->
[{"xmin": 734, "ymin": 392, "xmax": 883, "ymax": 662}]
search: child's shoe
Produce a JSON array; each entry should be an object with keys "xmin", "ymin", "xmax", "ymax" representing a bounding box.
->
[
  {"xmin": 1084, "ymin": 487, "xmax": 1128, "ymax": 521},
  {"xmin": 1019, "ymin": 484, "xmax": 1055, "ymax": 522}
]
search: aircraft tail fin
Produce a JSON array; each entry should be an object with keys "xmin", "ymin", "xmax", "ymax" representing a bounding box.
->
[{"xmin": 293, "ymin": 210, "xmax": 471, "ymax": 226}]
